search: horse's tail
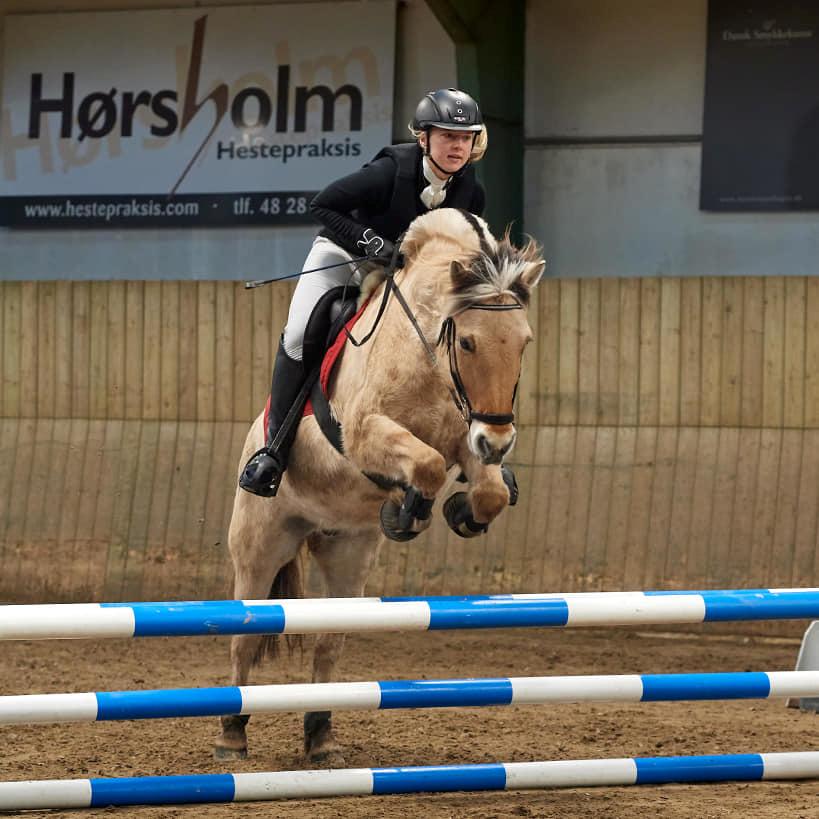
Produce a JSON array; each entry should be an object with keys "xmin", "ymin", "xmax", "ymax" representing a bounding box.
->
[{"xmin": 254, "ymin": 542, "xmax": 306, "ymax": 665}]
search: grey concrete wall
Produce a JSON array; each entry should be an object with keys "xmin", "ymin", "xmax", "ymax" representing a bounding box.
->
[
  {"xmin": 0, "ymin": 0, "xmax": 456, "ymax": 280},
  {"xmin": 527, "ymin": 144, "xmax": 819, "ymax": 278},
  {"xmin": 524, "ymin": 0, "xmax": 819, "ymax": 277},
  {"xmin": 526, "ymin": 0, "xmax": 705, "ymax": 138}
]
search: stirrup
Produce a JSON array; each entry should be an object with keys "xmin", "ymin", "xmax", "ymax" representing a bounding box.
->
[{"xmin": 239, "ymin": 447, "xmax": 285, "ymax": 498}]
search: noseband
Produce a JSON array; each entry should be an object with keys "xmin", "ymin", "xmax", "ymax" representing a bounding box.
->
[
  {"xmin": 382, "ymin": 273, "xmax": 524, "ymax": 427},
  {"xmin": 437, "ymin": 302, "xmax": 523, "ymax": 426}
]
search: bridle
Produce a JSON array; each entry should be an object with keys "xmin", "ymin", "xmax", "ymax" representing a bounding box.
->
[
  {"xmin": 436, "ymin": 301, "xmax": 523, "ymax": 426},
  {"xmin": 344, "ymin": 210, "xmax": 525, "ymax": 428},
  {"xmin": 344, "ymin": 251, "xmax": 523, "ymax": 427},
  {"xmin": 351, "ymin": 246, "xmax": 523, "ymax": 429},
  {"xmin": 434, "ymin": 208, "xmax": 525, "ymax": 427}
]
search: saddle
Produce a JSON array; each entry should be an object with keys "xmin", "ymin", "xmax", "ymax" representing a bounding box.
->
[
  {"xmin": 300, "ymin": 286, "xmax": 366, "ymax": 454},
  {"xmin": 301, "ymin": 285, "xmax": 362, "ymax": 374}
]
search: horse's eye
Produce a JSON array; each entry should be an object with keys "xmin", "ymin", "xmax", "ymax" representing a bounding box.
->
[{"xmin": 459, "ymin": 337, "xmax": 475, "ymax": 353}]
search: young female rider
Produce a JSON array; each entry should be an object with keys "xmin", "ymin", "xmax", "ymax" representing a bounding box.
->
[{"xmin": 240, "ymin": 88, "xmax": 488, "ymax": 497}]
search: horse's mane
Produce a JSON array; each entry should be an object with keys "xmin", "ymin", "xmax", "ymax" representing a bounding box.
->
[
  {"xmin": 401, "ymin": 208, "xmax": 496, "ymax": 260},
  {"xmin": 401, "ymin": 208, "xmax": 543, "ymax": 312}
]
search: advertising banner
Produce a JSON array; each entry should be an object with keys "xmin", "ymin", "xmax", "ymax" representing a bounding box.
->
[
  {"xmin": 701, "ymin": 0, "xmax": 819, "ymax": 211},
  {"xmin": 0, "ymin": 2, "xmax": 396, "ymax": 227}
]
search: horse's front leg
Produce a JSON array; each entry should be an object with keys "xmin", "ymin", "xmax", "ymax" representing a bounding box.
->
[
  {"xmin": 345, "ymin": 413, "xmax": 447, "ymax": 538},
  {"xmin": 444, "ymin": 447, "xmax": 512, "ymax": 538}
]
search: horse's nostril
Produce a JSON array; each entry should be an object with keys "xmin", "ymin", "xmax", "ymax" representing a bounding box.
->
[{"xmin": 477, "ymin": 434, "xmax": 491, "ymax": 457}]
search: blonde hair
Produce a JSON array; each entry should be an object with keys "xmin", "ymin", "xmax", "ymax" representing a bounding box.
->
[{"xmin": 407, "ymin": 123, "xmax": 488, "ymax": 163}]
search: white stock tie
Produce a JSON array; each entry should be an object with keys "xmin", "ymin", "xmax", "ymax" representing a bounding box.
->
[{"xmin": 420, "ymin": 156, "xmax": 450, "ymax": 210}]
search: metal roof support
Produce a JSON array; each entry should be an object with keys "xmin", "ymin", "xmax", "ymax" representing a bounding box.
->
[{"xmin": 425, "ymin": 0, "xmax": 525, "ymax": 241}]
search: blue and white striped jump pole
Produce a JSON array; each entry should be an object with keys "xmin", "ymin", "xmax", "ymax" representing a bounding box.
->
[
  {"xmin": 2, "ymin": 753, "xmax": 818, "ymax": 810},
  {"xmin": 2, "ymin": 588, "xmax": 819, "ymax": 640},
  {"xmin": 3, "ymin": 670, "xmax": 819, "ymax": 724}
]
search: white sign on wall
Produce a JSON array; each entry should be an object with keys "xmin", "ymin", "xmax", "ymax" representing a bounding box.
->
[{"xmin": 0, "ymin": 2, "xmax": 396, "ymax": 227}]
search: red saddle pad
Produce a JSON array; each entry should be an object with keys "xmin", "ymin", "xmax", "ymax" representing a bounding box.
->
[{"xmin": 262, "ymin": 297, "xmax": 371, "ymax": 431}]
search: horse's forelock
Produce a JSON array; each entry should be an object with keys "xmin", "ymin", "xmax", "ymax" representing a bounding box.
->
[
  {"xmin": 449, "ymin": 232, "xmax": 544, "ymax": 312},
  {"xmin": 400, "ymin": 209, "xmax": 543, "ymax": 313}
]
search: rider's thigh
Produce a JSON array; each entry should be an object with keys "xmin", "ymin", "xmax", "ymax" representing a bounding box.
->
[{"xmin": 283, "ymin": 240, "xmax": 358, "ymax": 360}]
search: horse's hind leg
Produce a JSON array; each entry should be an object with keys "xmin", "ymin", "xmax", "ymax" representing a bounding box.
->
[
  {"xmin": 213, "ymin": 498, "xmax": 310, "ymax": 760},
  {"xmin": 303, "ymin": 529, "xmax": 382, "ymax": 766}
]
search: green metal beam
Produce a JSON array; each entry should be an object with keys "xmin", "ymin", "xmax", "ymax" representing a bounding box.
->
[{"xmin": 425, "ymin": 0, "xmax": 525, "ymax": 241}]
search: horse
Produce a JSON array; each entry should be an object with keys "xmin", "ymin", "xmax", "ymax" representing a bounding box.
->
[{"xmin": 214, "ymin": 207, "xmax": 545, "ymax": 765}]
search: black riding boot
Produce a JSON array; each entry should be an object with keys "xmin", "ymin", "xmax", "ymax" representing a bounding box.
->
[{"xmin": 239, "ymin": 340, "xmax": 307, "ymax": 497}]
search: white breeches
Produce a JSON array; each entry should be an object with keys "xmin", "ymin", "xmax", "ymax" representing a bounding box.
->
[{"xmin": 282, "ymin": 237, "xmax": 364, "ymax": 360}]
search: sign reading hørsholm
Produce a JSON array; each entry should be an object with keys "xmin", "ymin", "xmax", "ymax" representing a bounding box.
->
[{"xmin": 0, "ymin": 3, "xmax": 396, "ymax": 227}]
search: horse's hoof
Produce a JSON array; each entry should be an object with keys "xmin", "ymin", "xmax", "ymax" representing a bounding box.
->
[
  {"xmin": 443, "ymin": 492, "xmax": 489, "ymax": 539},
  {"xmin": 307, "ymin": 748, "xmax": 346, "ymax": 769},
  {"xmin": 501, "ymin": 463, "xmax": 519, "ymax": 506},
  {"xmin": 213, "ymin": 743, "xmax": 248, "ymax": 761},
  {"xmin": 380, "ymin": 500, "xmax": 420, "ymax": 541}
]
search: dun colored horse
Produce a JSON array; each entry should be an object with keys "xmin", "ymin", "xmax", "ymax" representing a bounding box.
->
[{"xmin": 214, "ymin": 207, "xmax": 545, "ymax": 764}]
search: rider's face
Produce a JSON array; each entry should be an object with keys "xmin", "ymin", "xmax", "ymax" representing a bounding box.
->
[{"xmin": 421, "ymin": 127, "xmax": 474, "ymax": 178}]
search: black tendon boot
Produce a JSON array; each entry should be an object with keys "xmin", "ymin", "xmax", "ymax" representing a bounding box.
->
[{"xmin": 239, "ymin": 340, "xmax": 308, "ymax": 497}]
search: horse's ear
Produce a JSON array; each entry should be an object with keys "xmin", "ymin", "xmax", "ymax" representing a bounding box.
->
[
  {"xmin": 510, "ymin": 260, "xmax": 545, "ymax": 305},
  {"xmin": 521, "ymin": 260, "xmax": 545, "ymax": 291},
  {"xmin": 450, "ymin": 259, "xmax": 471, "ymax": 291}
]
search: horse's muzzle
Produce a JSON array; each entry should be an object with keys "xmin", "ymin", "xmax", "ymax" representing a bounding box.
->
[{"xmin": 470, "ymin": 424, "xmax": 516, "ymax": 465}]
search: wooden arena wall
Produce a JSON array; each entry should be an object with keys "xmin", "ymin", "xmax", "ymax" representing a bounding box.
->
[{"xmin": 2, "ymin": 277, "xmax": 819, "ymax": 603}]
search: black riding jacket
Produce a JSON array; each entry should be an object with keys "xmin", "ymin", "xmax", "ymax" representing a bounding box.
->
[{"xmin": 310, "ymin": 142, "xmax": 485, "ymax": 255}]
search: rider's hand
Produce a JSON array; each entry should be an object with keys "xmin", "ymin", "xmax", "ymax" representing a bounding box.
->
[{"xmin": 356, "ymin": 229, "xmax": 402, "ymax": 268}]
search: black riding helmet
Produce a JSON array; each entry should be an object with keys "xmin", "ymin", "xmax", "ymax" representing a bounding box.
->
[
  {"xmin": 413, "ymin": 88, "xmax": 483, "ymax": 177},
  {"xmin": 412, "ymin": 88, "xmax": 483, "ymax": 132}
]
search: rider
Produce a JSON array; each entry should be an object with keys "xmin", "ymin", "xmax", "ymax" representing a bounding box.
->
[{"xmin": 240, "ymin": 87, "xmax": 488, "ymax": 497}]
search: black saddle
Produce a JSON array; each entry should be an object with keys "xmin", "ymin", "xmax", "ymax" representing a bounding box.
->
[
  {"xmin": 293, "ymin": 286, "xmax": 361, "ymax": 455},
  {"xmin": 301, "ymin": 285, "xmax": 361, "ymax": 372}
]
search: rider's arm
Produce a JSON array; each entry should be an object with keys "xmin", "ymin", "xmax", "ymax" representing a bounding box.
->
[{"xmin": 310, "ymin": 157, "xmax": 396, "ymax": 254}]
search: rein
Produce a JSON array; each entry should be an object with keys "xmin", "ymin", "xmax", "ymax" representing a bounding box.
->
[{"xmin": 342, "ymin": 239, "xmax": 437, "ymax": 366}]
